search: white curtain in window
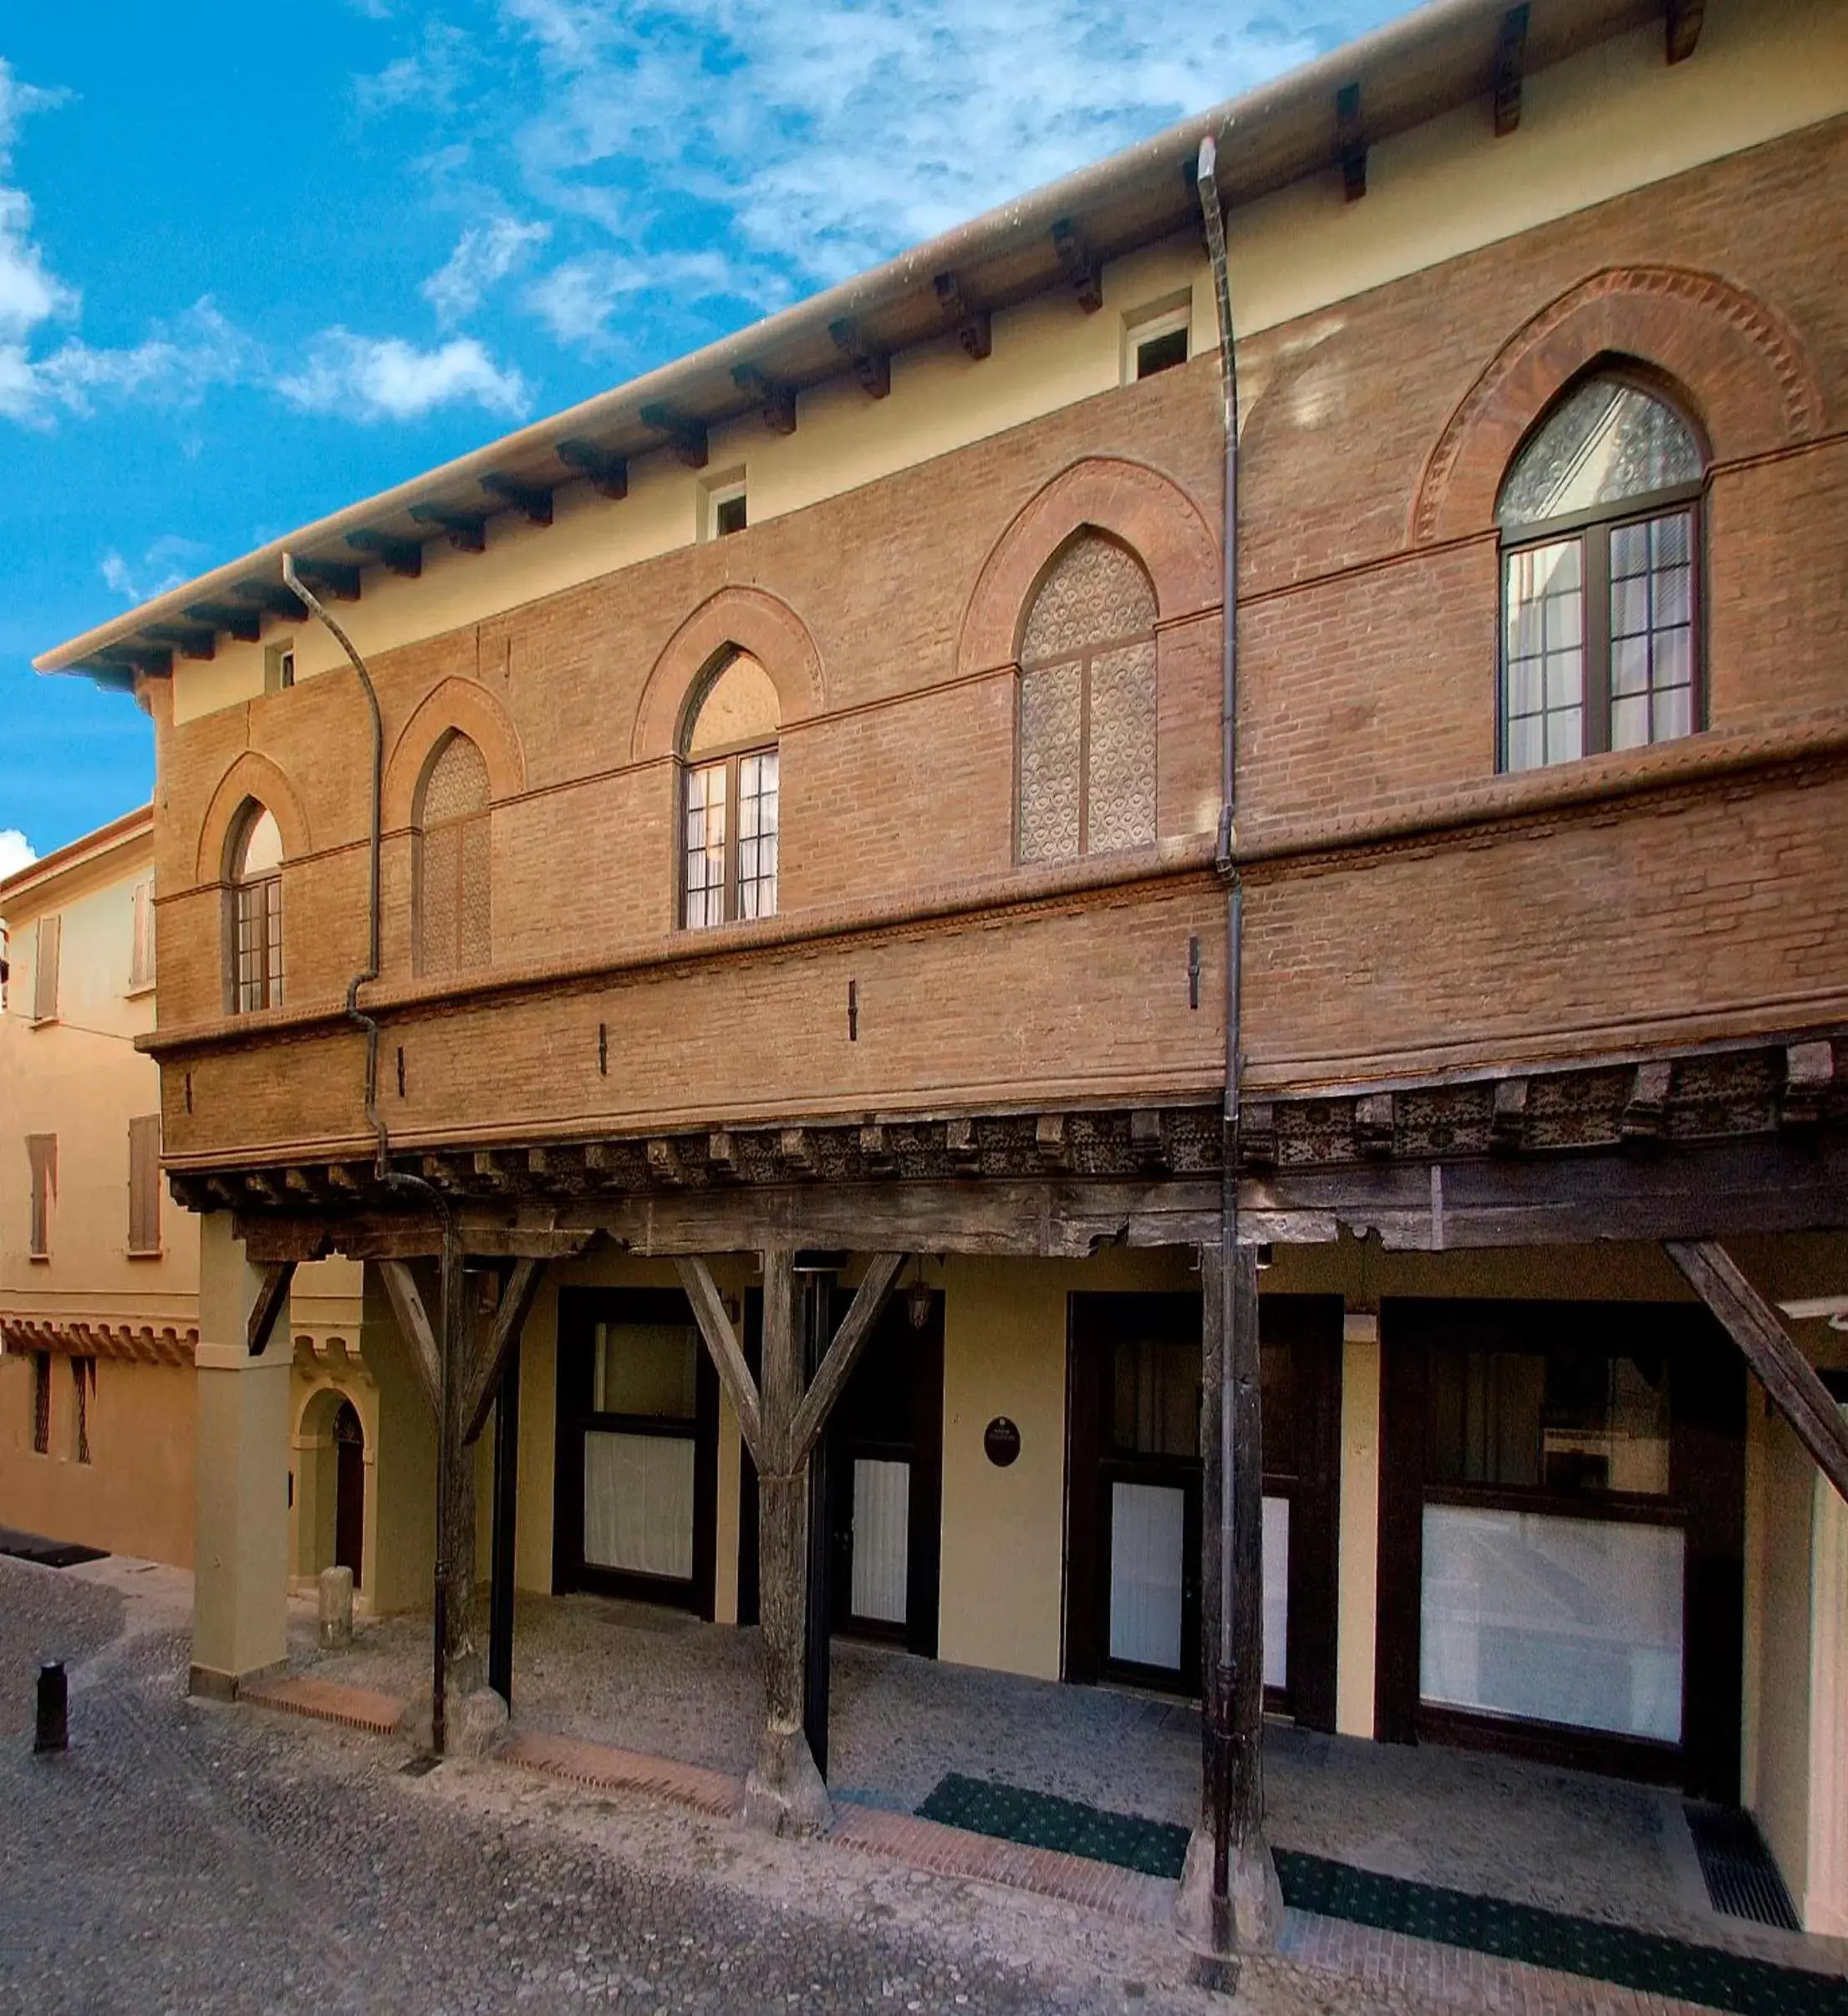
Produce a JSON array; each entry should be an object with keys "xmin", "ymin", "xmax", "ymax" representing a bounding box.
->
[
  {"xmin": 1110, "ymin": 1481, "xmax": 1186, "ymax": 1670},
  {"xmin": 851, "ymin": 1459, "xmax": 910, "ymax": 1624},
  {"xmin": 1420, "ymin": 1505, "xmax": 1683, "ymax": 1741},
  {"xmin": 583, "ymin": 1432, "xmax": 695, "ymax": 1581},
  {"xmin": 1263, "ymin": 1494, "xmax": 1291, "ymax": 1692}
]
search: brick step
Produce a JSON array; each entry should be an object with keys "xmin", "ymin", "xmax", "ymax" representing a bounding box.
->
[{"xmin": 240, "ymin": 1674, "xmax": 406, "ymax": 1736}]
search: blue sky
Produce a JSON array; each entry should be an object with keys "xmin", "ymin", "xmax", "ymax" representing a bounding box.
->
[{"xmin": 0, "ymin": 0, "xmax": 1397, "ymax": 871}]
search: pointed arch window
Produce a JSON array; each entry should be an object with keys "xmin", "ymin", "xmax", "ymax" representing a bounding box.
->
[
  {"xmin": 1016, "ymin": 532, "xmax": 1158, "ymax": 862},
  {"xmin": 1498, "ymin": 375, "xmax": 1705, "ymax": 772},
  {"xmin": 416, "ymin": 732, "xmax": 491, "ymax": 976},
  {"xmin": 681, "ymin": 653, "xmax": 779, "ymax": 929},
  {"xmin": 230, "ymin": 806, "xmax": 284, "ymax": 1012}
]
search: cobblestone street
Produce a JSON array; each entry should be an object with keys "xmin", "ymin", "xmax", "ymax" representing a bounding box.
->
[{"xmin": 0, "ymin": 1557, "xmax": 1426, "ymax": 2016}]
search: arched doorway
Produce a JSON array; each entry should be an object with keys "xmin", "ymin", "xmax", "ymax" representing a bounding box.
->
[{"xmin": 333, "ymin": 1399, "xmax": 365, "ymax": 1591}]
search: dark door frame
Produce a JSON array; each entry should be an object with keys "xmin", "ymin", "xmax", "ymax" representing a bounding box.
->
[
  {"xmin": 1063, "ymin": 1290, "xmax": 1341, "ymax": 1728},
  {"xmin": 1374, "ymin": 1296, "xmax": 1745, "ymax": 1801},
  {"xmin": 333, "ymin": 1397, "xmax": 365, "ymax": 1593},
  {"xmin": 552, "ymin": 1285, "xmax": 720, "ymax": 1617}
]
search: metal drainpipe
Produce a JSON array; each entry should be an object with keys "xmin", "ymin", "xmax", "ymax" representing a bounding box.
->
[
  {"xmin": 280, "ymin": 552, "xmax": 456, "ymax": 1757},
  {"xmin": 1195, "ymin": 131, "xmax": 1243, "ymax": 1917}
]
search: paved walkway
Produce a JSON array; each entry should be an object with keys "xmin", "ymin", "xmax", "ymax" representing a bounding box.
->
[{"xmin": 300, "ymin": 1590, "xmax": 1835, "ymax": 1966}]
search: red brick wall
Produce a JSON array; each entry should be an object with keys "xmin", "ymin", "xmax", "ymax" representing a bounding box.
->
[{"xmin": 151, "ymin": 116, "xmax": 1848, "ymax": 1163}]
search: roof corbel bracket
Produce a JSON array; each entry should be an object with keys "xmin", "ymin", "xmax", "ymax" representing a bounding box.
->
[
  {"xmin": 732, "ymin": 364, "xmax": 798, "ymax": 435},
  {"xmin": 932, "ymin": 272, "xmax": 992, "ymax": 360},
  {"xmin": 344, "ymin": 530, "xmax": 424, "ymax": 579},
  {"xmin": 640, "ymin": 403, "xmax": 710, "ymax": 469},
  {"xmin": 1336, "ymin": 83, "xmax": 1367, "ymax": 200},
  {"xmin": 186, "ymin": 603, "xmax": 262, "ymax": 644},
  {"xmin": 1666, "ymin": 0, "xmax": 1703, "ymax": 63},
  {"xmin": 144, "ymin": 623, "xmax": 217, "ymax": 662},
  {"xmin": 828, "ymin": 318, "xmax": 891, "ymax": 399},
  {"xmin": 292, "ymin": 560, "xmax": 363, "ymax": 602},
  {"xmin": 238, "ymin": 580, "xmax": 311, "ymax": 622},
  {"xmin": 1051, "ymin": 220, "xmax": 1104, "ymax": 313},
  {"xmin": 481, "ymin": 473, "xmax": 553, "ymax": 527},
  {"xmin": 556, "ymin": 437, "xmax": 629, "ymax": 498},
  {"xmin": 409, "ymin": 506, "xmax": 488, "ymax": 555},
  {"xmin": 1493, "ymin": 5, "xmax": 1528, "ymax": 136}
]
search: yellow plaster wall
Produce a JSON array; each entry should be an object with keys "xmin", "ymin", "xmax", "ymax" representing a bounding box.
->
[
  {"xmin": 0, "ymin": 1351, "xmax": 194, "ymax": 1565},
  {"xmin": 1744, "ymin": 1400, "xmax": 1816, "ymax": 1901},
  {"xmin": 167, "ymin": 0, "xmax": 1846, "ymax": 727},
  {"xmin": 1335, "ymin": 1322, "xmax": 1382, "ymax": 1739}
]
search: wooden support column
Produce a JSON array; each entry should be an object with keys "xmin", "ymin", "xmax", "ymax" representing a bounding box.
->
[
  {"xmin": 1666, "ymin": 1240, "xmax": 1848, "ymax": 1504},
  {"xmin": 742, "ymin": 1246, "xmax": 833, "ymax": 1835},
  {"xmin": 1178, "ymin": 1240, "xmax": 1282, "ymax": 1957}
]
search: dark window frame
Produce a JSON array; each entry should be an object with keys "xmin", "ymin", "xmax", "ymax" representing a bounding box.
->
[
  {"xmin": 680, "ymin": 736, "xmax": 779, "ymax": 929},
  {"xmin": 1499, "ymin": 479, "xmax": 1706, "ymax": 771},
  {"xmin": 31, "ymin": 1350, "xmax": 51, "ymax": 1455}
]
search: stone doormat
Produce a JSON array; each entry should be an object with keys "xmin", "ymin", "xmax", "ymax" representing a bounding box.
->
[{"xmin": 918, "ymin": 1773, "xmax": 1848, "ymax": 2016}]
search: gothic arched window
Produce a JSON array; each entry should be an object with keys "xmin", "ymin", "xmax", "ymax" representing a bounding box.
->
[
  {"xmin": 415, "ymin": 732, "xmax": 491, "ymax": 976},
  {"xmin": 1016, "ymin": 532, "xmax": 1158, "ymax": 862},
  {"xmin": 229, "ymin": 804, "xmax": 284, "ymax": 1011},
  {"xmin": 681, "ymin": 652, "xmax": 779, "ymax": 929},
  {"xmin": 1498, "ymin": 374, "xmax": 1705, "ymax": 771}
]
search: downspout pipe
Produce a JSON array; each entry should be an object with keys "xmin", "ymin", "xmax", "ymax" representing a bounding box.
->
[
  {"xmin": 1196, "ymin": 130, "xmax": 1243, "ymax": 1919},
  {"xmin": 280, "ymin": 553, "xmax": 456, "ymax": 1758}
]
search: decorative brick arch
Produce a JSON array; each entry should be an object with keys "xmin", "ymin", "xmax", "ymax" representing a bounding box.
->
[
  {"xmin": 957, "ymin": 456, "xmax": 1219, "ymax": 677},
  {"xmin": 1412, "ymin": 266, "xmax": 1824, "ymax": 546},
  {"xmin": 383, "ymin": 677, "xmax": 526, "ymax": 829},
  {"xmin": 630, "ymin": 588, "xmax": 826, "ymax": 765},
  {"xmin": 195, "ymin": 750, "xmax": 312, "ymax": 884}
]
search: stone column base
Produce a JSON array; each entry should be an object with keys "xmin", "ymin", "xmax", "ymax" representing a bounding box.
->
[
  {"xmin": 742, "ymin": 1722, "xmax": 833, "ymax": 1836},
  {"xmin": 1173, "ymin": 1823, "xmax": 1284, "ymax": 1957},
  {"xmin": 188, "ymin": 1659, "xmax": 289, "ymax": 1703},
  {"xmin": 398, "ymin": 1685, "xmax": 508, "ymax": 1759}
]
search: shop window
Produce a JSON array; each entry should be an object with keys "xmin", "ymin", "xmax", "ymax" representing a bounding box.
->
[
  {"xmin": 1016, "ymin": 532, "xmax": 1158, "ymax": 862},
  {"xmin": 680, "ymin": 653, "xmax": 779, "ymax": 929},
  {"xmin": 228, "ymin": 804, "xmax": 284, "ymax": 1011},
  {"xmin": 1428, "ymin": 1342, "xmax": 1671, "ymax": 1495},
  {"xmin": 415, "ymin": 732, "xmax": 491, "ymax": 977},
  {"xmin": 1498, "ymin": 374, "xmax": 1705, "ymax": 771}
]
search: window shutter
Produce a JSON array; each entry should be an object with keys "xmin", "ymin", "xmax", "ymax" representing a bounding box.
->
[
  {"xmin": 33, "ymin": 914, "xmax": 60, "ymax": 1022},
  {"xmin": 27, "ymin": 1134, "xmax": 56, "ymax": 1258},
  {"xmin": 130, "ymin": 879, "xmax": 155, "ymax": 990},
  {"xmin": 128, "ymin": 1114, "xmax": 162, "ymax": 1255}
]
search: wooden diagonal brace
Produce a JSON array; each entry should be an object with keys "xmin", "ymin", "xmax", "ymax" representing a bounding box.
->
[
  {"xmin": 247, "ymin": 1260, "xmax": 296, "ymax": 1357},
  {"xmin": 379, "ymin": 1258, "xmax": 442, "ymax": 1415},
  {"xmin": 789, "ymin": 1251, "xmax": 907, "ymax": 1468},
  {"xmin": 675, "ymin": 1255, "xmax": 764, "ymax": 1464},
  {"xmin": 1666, "ymin": 1239, "xmax": 1848, "ymax": 1504},
  {"xmin": 463, "ymin": 1257, "xmax": 547, "ymax": 1447}
]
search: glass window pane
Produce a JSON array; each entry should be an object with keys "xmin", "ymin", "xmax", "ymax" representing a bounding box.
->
[
  {"xmin": 593, "ymin": 1321, "xmax": 699, "ymax": 1418},
  {"xmin": 1504, "ymin": 540, "xmax": 1585, "ymax": 774},
  {"xmin": 1654, "ymin": 684, "xmax": 1692, "ymax": 742},
  {"xmin": 1603, "ymin": 509, "xmax": 1698, "ymax": 751},
  {"xmin": 1545, "ymin": 704, "xmax": 1584, "ymax": 765},
  {"xmin": 1421, "ymin": 1507, "xmax": 1684, "ymax": 1742},
  {"xmin": 1263, "ymin": 1495, "xmax": 1290, "ymax": 1692},
  {"xmin": 583, "ymin": 1431, "xmax": 695, "ymax": 1580},
  {"xmin": 1499, "ymin": 380, "xmax": 1702, "ymax": 528},
  {"xmin": 1507, "ymin": 715, "xmax": 1543, "ymax": 772},
  {"xmin": 684, "ymin": 761, "xmax": 726, "ymax": 929},
  {"xmin": 736, "ymin": 749, "xmax": 778, "ymax": 921},
  {"xmin": 1112, "ymin": 1335, "xmax": 1199, "ymax": 1458},
  {"xmin": 1428, "ymin": 1343, "xmax": 1671, "ymax": 1495},
  {"xmin": 1611, "ymin": 694, "xmax": 1651, "ymax": 751},
  {"xmin": 1109, "ymin": 1482, "xmax": 1186, "ymax": 1670},
  {"xmin": 1611, "ymin": 634, "xmax": 1649, "ymax": 698}
]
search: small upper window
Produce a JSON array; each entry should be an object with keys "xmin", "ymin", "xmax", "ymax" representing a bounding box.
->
[
  {"xmin": 1124, "ymin": 303, "xmax": 1189, "ymax": 384},
  {"xmin": 703, "ymin": 476, "xmax": 747, "ymax": 542},
  {"xmin": 129, "ymin": 877, "xmax": 155, "ymax": 992},
  {"xmin": 1498, "ymin": 376, "xmax": 1704, "ymax": 772},
  {"xmin": 682, "ymin": 653, "xmax": 779, "ymax": 929},
  {"xmin": 31, "ymin": 914, "xmax": 59, "ymax": 1023},
  {"xmin": 265, "ymin": 642, "xmax": 295, "ymax": 694},
  {"xmin": 231, "ymin": 805, "xmax": 284, "ymax": 1011}
]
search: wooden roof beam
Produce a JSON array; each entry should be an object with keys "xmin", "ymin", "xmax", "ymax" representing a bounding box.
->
[
  {"xmin": 185, "ymin": 603, "xmax": 263, "ymax": 644},
  {"xmin": 932, "ymin": 272, "xmax": 992, "ymax": 360},
  {"xmin": 409, "ymin": 505, "xmax": 488, "ymax": 554},
  {"xmin": 144, "ymin": 623, "xmax": 216, "ymax": 662},
  {"xmin": 555, "ymin": 437, "xmax": 629, "ymax": 499},
  {"xmin": 732, "ymin": 364, "xmax": 798, "ymax": 435},
  {"xmin": 1051, "ymin": 220, "xmax": 1103, "ymax": 313},
  {"xmin": 481, "ymin": 473, "xmax": 553, "ymax": 527},
  {"xmin": 1493, "ymin": 5, "xmax": 1529, "ymax": 136},
  {"xmin": 345, "ymin": 529, "xmax": 424, "ymax": 578},
  {"xmin": 639, "ymin": 403, "xmax": 709, "ymax": 469},
  {"xmin": 828, "ymin": 318, "xmax": 890, "ymax": 399},
  {"xmin": 1666, "ymin": 0, "xmax": 1703, "ymax": 64},
  {"xmin": 292, "ymin": 559, "xmax": 362, "ymax": 602},
  {"xmin": 1336, "ymin": 82, "xmax": 1367, "ymax": 200}
]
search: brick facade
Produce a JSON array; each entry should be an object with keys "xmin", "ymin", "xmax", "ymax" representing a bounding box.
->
[{"xmin": 146, "ymin": 116, "xmax": 1848, "ymax": 1168}]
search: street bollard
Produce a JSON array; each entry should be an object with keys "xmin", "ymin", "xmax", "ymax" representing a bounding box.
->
[{"xmin": 34, "ymin": 1660, "xmax": 67, "ymax": 1754}]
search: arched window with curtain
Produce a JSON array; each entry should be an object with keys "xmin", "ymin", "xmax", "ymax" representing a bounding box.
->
[
  {"xmin": 415, "ymin": 731, "xmax": 491, "ymax": 976},
  {"xmin": 229, "ymin": 804, "xmax": 284, "ymax": 1011},
  {"xmin": 1498, "ymin": 374, "xmax": 1706, "ymax": 772},
  {"xmin": 681, "ymin": 652, "xmax": 779, "ymax": 929},
  {"xmin": 1016, "ymin": 531, "xmax": 1158, "ymax": 863}
]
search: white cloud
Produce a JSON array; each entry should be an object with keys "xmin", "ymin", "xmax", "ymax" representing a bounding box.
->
[
  {"xmin": 423, "ymin": 216, "xmax": 551, "ymax": 325},
  {"xmin": 275, "ymin": 328, "xmax": 532, "ymax": 422},
  {"xmin": 354, "ymin": 19, "xmax": 477, "ymax": 116},
  {"xmin": 100, "ymin": 533, "xmax": 211, "ymax": 605},
  {"xmin": 0, "ymin": 830, "xmax": 37, "ymax": 880},
  {"xmin": 18, "ymin": 300, "xmax": 252, "ymax": 422},
  {"xmin": 527, "ymin": 247, "xmax": 771, "ymax": 347}
]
